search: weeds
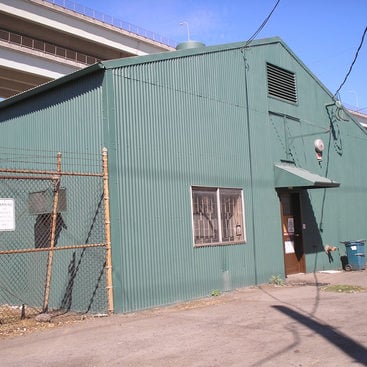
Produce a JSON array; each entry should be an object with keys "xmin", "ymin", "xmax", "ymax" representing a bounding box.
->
[
  {"xmin": 269, "ymin": 274, "xmax": 284, "ymax": 286},
  {"xmin": 322, "ymin": 284, "xmax": 365, "ymax": 293},
  {"xmin": 211, "ymin": 289, "xmax": 221, "ymax": 297}
]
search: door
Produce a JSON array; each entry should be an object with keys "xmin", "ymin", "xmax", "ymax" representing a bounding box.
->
[{"xmin": 279, "ymin": 192, "xmax": 305, "ymax": 275}]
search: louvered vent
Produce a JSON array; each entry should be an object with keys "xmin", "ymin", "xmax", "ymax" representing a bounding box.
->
[{"xmin": 267, "ymin": 63, "xmax": 297, "ymax": 103}]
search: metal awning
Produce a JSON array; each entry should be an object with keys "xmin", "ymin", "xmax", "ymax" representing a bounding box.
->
[{"xmin": 274, "ymin": 163, "xmax": 340, "ymax": 189}]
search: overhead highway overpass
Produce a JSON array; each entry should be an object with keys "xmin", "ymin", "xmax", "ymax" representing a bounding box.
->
[{"xmin": 0, "ymin": 0, "xmax": 175, "ymax": 98}]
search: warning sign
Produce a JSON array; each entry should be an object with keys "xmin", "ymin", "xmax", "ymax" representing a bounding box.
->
[{"xmin": 0, "ymin": 198, "xmax": 15, "ymax": 231}]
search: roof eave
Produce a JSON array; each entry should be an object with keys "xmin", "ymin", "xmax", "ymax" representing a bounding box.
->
[
  {"xmin": 101, "ymin": 37, "xmax": 283, "ymax": 70},
  {"xmin": 0, "ymin": 62, "xmax": 105, "ymax": 110}
]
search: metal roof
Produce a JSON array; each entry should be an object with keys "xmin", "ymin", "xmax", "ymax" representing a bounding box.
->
[
  {"xmin": 0, "ymin": 37, "xmax": 289, "ymax": 109},
  {"xmin": 348, "ymin": 110, "xmax": 367, "ymax": 129},
  {"xmin": 0, "ymin": 34, "xmax": 353, "ymax": 131}
]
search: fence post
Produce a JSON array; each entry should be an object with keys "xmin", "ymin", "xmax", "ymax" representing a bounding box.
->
[
  {"xmin": 102, "ymin": 148, "xmax": 114, "ymax": 314},
  {"xmin": 42, "ymin": 152, "xmax": 62, "ymax": 313}
]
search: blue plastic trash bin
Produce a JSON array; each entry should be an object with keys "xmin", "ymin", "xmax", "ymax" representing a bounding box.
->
[{"xmin": 342, "ymin": 240, "xmax": 366, "ymax": 271}]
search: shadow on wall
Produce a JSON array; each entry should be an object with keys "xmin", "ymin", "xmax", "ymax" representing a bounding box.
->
[
  {"xmin": 61, "ymin": 193, "xmax": 106, "ymax": 312},
  {"xmin": 301, "ymin": 191, "xmax": 342, "ymax": 268},
  {"xmin": 299, "ymin": 103, "xmax": 346, "ymax": 264},
  {"xmin": 34, "ymin": 213, "xmax": 67, "ymax": 248},
  {"xmin": 0, "ymin": 71, "xmax": 105, "ymax": 122},
  {"xmin": 300, "ymin": 191, "xmax": 324, "ymax": 255}
]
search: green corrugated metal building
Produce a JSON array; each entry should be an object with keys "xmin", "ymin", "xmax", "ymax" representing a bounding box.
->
[{"xmin": 1, "ymin": 37, "xmax": 366, "ymax": 313}]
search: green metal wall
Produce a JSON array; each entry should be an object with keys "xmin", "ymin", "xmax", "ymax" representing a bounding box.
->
[
  {"xmin": 106, "ymin": 48, "xmax": 259, "ymax": 312},
  {"xmin": 0, "ymin": 71, "xmax": 106, "ymax": 166},
  {"xmin": 105, "ymin": 40, "xmax": 367, "ymax": 312},
  {"xmin": 242, "ymin": 41, "xmax": 367, "ymax": 274}
]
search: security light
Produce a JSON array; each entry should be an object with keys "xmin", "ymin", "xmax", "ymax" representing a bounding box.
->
[{"xmin": 314, "ymin": 139, "xmax": 325, "ymax": 152}]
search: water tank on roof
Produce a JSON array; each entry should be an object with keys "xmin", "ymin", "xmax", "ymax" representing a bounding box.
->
[{"xmin": 176, "ymin": 41, "xmax": 206, "ymax": 50}]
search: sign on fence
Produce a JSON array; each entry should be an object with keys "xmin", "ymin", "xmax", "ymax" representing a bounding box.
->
[{"xmin": 0, "ymin": 198, "xmax": 15, "ymax": 231}]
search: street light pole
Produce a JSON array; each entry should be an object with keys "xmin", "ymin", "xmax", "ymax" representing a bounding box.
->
[{"xmin": 179, "ymin": 21, "xmax": 190, "ymax": 41}]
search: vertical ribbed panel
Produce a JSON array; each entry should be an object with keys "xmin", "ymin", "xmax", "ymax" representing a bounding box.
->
[
  {"xmin": 242, "ymin": 42, "xmax": 367, "ymax": 281},
  {"xmin": 0, "ymin": 73, "xmax": 105, "ymax": 171},
  {"xmin": 244, "ymin": 46, "xmax": 304, "ymax": 282},
  {"xmin": 110, "ymin": 49, "xmax": 257, "ymax": 312}
]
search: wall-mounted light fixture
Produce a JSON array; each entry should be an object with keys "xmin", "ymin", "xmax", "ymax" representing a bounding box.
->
[{"xmin": 314, "ymin": 139, "xmax": 325, "ymax": 161}]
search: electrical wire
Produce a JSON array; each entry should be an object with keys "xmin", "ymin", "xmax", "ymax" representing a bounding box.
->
[
  {"xmin": 242, "ymin": 0, "xmax": 281, "ymax": 49},
  {"xmin": 334, "ymin": 26, "xmax": 367, "ymax": 98}
]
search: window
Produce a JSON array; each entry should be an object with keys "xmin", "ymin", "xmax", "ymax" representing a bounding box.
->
[
  {"xmin": 191, "ymin": 187, "xmax": 245, "ymax": 246},
  {"xmin": 267, "ymin": 63, "xmax": 297, "ymax": 103}
]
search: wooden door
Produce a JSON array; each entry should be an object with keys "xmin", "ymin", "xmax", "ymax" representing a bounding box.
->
[{"xmin": 279, "ymin": 192, "xmax": 305, "ymax": 275}]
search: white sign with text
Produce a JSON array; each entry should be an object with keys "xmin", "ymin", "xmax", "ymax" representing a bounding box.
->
[{"xmin": 0, "ymin": 198, "xmax": 15, "ymax": 231}]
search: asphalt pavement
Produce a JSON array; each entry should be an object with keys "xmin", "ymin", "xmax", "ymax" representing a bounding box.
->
[{"xmin": 1, "ymin": 270, "xmax": 367, "ymax": 367}]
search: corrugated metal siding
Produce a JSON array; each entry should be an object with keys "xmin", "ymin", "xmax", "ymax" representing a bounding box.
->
[
  {"xmin": 0, "ymin": 72, "xmax": 108, "ymax": 312},
  {"xmin": 239, "ymin": 47, "xmax": 286, "ymax": 283},
  {"xmin": 244, "ymin": 42, "xmax": 367, "ymax": 276},
  {"xmin": 247, "ymin": 45, "xmax": 317, "ymax": 277},
  {"xmin": 109, "ymin": 49, "xmax": 258, "ymax": 312},
  {"xmin": 0, "ymin": 72, "xmax": 105, "ymax": 170}
]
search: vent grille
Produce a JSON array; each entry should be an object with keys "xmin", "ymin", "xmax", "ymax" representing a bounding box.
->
[{"xmin": 267, "ymin": 63, "xmax": 297, "ymax": 103}]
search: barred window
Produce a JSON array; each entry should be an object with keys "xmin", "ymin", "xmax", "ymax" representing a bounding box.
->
[{"xmin": 191, "ymin": 187, "xmax": 246, "ymax": 246}]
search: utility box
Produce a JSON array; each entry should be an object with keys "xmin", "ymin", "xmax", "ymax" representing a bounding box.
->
[{"xmin": 28, "ymin": 188, "xmax": 67, "ymax": 215}]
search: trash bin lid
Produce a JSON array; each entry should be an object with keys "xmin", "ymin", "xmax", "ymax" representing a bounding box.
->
[{"xmin": 340, "ymin": 239, "xmax": 366, "ymax": 245}]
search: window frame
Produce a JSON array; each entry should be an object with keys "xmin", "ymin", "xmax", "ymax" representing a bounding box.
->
[{"xmin": 190, "ymin": 186, "xmax": 246, "ymax": 247}]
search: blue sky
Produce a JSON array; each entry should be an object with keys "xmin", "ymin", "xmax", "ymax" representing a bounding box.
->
[{"xmin": 74, "ymin": 0, "xmax": 366, "ymax": 111}]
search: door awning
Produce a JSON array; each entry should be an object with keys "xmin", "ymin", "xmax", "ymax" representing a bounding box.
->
[{"xmin": 274, "ymin": 163, "xmax": 340, "ymax": 189}]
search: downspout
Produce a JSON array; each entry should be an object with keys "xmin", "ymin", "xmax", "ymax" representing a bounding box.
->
[{"xmin": 241, "ymin": 47, "xmax": 258, "ymax": 285}]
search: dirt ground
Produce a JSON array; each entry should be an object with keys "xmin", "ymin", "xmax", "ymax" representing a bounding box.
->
[
  {"xmin": 0, "ymin": 270, "xmax": 367, "ymax": 367},
  {"xmin": 0, "ymin": 308, "xmax": 94, "ymax": 339}
]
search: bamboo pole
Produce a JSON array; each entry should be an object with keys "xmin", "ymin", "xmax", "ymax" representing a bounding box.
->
[
  {"xmin": 102, "ymin": 148, "xmax": 114, "ymax": 314},
  {"xmin": 0, "ymin": 243, "xmax": 106, "ymax": 255},
  {"xmin": 0, "ymin": 168, "xmax": 102, "ymax": 177},
  {"xmin": 0, "ymin": 175, "xmax": 54, "ymax": 180},
  {"xmin": 42, "ymin": 152, "xmax": 62, "ymax": 313}
]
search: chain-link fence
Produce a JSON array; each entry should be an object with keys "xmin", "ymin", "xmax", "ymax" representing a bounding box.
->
[{"xmin": 0, "ymin": 149, "xmax": 112, "ymax": 331}]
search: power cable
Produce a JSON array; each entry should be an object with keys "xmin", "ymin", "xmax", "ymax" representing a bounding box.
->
[
  {"xmin": 334, "ymin": 26, "xmax": 367, "ymax": 98},
  {"xmin": 242, "ymin": 0, "xmax": 281, "ymax": 49}
]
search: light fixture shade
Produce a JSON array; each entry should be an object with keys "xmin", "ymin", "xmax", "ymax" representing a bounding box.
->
[{"xmin": 314, "ymin": 139, "xmax": 325, "ymax": 152}]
